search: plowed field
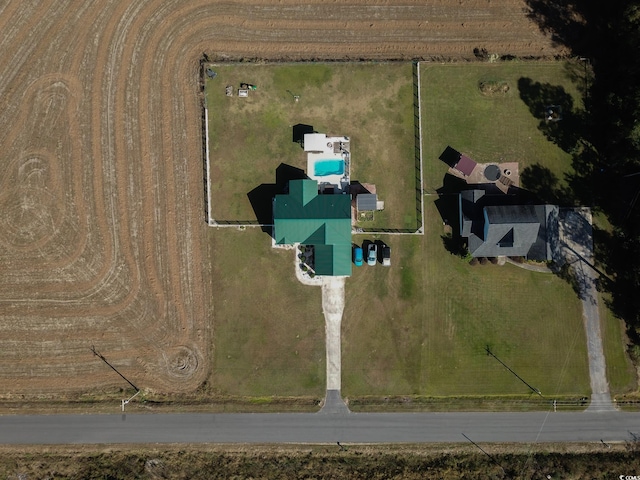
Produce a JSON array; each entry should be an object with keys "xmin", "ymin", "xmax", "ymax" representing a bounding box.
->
[{"xmin": 0, "ymin": 0, "xmax": 561, "ymax": 397}]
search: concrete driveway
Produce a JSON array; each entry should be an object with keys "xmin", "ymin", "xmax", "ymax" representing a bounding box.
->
[{"xmin": 558, "ymin": 208, "xmax": 615, "ymax": 412}]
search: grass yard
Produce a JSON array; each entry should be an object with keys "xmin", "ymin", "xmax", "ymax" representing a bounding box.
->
[
  {"xmin": 600, "ymin": 292, "xmax": 636, "ymax": 395},
  {"xmin": 420, "ymin": 61, "xmax": 585, "ymax": 191},
  {"xmin": 203, "ymin": 61, "xmax": 634, "ymax": 406},
  {"xmin": 343, "ymin": 233, "xmax": 590, "ymax": 398},
  {"xmin": 205, "ymin": 63, "xmax": 416, "ymax": 229},
  {"xmin": 342, "ymin": 62, "xmax": 598, "ymax": 400},
  {"xmin": 206, "ymin": 228, "xmax": 325, "ymax": 397}
]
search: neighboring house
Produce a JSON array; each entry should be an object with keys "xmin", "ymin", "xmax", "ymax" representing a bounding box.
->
[
  {"xmin": 459, "ymin": 189, "xmax": 558, "ymax": 260},
  {"xmin": 273, "ymin": 179, "xmax": 352, "ymax": 276}
]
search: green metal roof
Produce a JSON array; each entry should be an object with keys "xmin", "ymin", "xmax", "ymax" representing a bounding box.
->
[{"xmin": 274, "ymin": 179, "xmax": 352, "ymax": 276}]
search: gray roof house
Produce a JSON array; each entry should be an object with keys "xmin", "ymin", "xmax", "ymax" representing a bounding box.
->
[{"xmin": 459, "ymin": 189, "xmax": 558, "ymax": 260}]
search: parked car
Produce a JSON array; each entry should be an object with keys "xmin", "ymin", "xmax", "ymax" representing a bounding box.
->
[
  {"xmin": 367, "ymin": 243, "xmax": 377, "ymax": 266},
  {"xmin": 354, "ymin": 246, "xmax": 363, "ymax": 266},
  {"xmin": 382, "ymin": 245, "xmax": 391, "ymax": 266}
]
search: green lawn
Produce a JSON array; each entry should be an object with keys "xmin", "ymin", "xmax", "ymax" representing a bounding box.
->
[
  {"xmin": 343, "ymin": 232, "xmax": 590, "ymax": 397},
  {"xmin": 342, "ymin": 62, "xmax": 596, "ymax": 399},
  {"xmin": 600, "ymin": 289, "xmax": 637, "ymax": 396},
  {"xmin": 206, "ymin": 63, "xmax": 416, "ymax": 229},
  {"xmin": 206, "ymin": 228, "xmax": 325, "ymax": 397},
  {"xmin": 205, "ymin": 61, "xmax": 634, "ymax": 404},
  {"xmin": 420, "ymin": 61, "xmax": 584, "ymax": 192}
]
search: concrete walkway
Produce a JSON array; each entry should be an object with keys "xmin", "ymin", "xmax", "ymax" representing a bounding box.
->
[
  {"xmin": 293, "ymin": 249, "xmax": 349, "ymax": 414},
  {"xmin": 559, "ymin": 208, "xmax": 616, "ymax": 412},
  {"xmin": 319, "ymin": 276, "xmax": 350, "ymax": 413},
  {"xmin": 505, "ymin": 257, "xmax": 552, "ymax": 273}
]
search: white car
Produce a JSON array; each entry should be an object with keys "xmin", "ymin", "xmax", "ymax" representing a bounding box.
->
[
  {"xmin": 367, "ymin": 243, "xmax": 377, "ymax": 266},
  {"xmin": 382, "ymin": 245, "xmax": 391, "ymax": 266}
]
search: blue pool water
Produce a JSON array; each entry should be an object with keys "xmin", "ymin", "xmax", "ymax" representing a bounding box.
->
[{"xmin": 314, "ymin": 159, "xmax": 344, "ymax": 176}]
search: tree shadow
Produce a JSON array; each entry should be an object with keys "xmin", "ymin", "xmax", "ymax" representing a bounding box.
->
[
  {"xmin": 247, "ymin": 163, "xmax": 308, "ymax": 233},
  {"xmin": 518, "ymin": 77, "xmax": 585, "ymax": 154},
  {"xmin": 596, "ymin": 225, "xmax": 640, "ymax": 350},
  {"xmin": 525, "ymin": 0, "xmax": 640, "ymax": 353},
  {"xmin": 523, "ymin": 0, "xmax": 600, "ymax": 56},
  {"xmin": 520, "ymin": 163, "xmax": 571, "ymax": 205}
]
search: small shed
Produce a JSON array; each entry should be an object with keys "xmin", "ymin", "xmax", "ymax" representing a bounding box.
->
[
  {"xmin": 303, "ymin": 133, "xmax": 327, "ymax": 152},
  {"xmin": 357, "ymin": 193, "xmax": 378, "ymax": 211}
]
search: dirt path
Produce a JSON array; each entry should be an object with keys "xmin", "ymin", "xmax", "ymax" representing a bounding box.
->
[{"xmin": 0, "ymin": 0, "xmax": 562, "ymax": 397}]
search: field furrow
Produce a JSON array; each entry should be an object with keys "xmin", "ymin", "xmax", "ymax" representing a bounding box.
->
[{"xmin": 0, "ymin": 0, "xmax": 560, "ymax": 397}]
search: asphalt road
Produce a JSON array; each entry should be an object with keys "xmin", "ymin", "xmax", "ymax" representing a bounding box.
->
[{"xmin": 1, "ymin": 411, "xmax": 640, "ymax": 445}]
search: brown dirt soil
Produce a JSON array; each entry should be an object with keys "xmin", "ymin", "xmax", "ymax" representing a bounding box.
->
[
  {"xmin": 0, "ymin": 443, "xmax": 638, "ymax": 479},
  {"xmin": 0, "ymin": 0, "xmax": 562, "ymax": 398}
]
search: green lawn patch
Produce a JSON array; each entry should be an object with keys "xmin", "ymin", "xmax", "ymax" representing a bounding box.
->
[
  {"xmin": 205, "ymin": 63, "xmax": 416, "ymax": 229},
  {"xmin": 600, "ymin": 291, "xmax": 637, "ymax": 395},
  {"xmin": 344, "ymin": 233, "xmax": 590, "ymax": 398},
  {"xmin": 206, "ymin": 228, "xmax": 325, "ymax": 397},
  {"xmin": 420, "ymin": 61, "xmax": 584, "ymax": 190},
  {"xmin": 343, "ymin": 62, "xmax": 594, "ymax": 400}
]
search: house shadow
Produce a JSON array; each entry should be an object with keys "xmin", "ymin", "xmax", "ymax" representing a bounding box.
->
[
  {"xmin": 434, "ymin": 174, "xmax": 468, "ymax": 256},
  {"xmin": 247, "ymin": 163, "xmax": 308, "ymax": 233},
  {"xmin": 292, "ymin": 124, "xmax": 315, "ymax": 148},
  {"xmin": 349, "ymin": 181, "xmax": 371, "ymax": 195}
]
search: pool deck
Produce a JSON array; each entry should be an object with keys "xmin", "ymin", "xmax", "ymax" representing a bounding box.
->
[
  {"xmin": 304, "ymin": 133, "xmax": 350, "ymax": 193},
  {"xmin": 448, "ymin": 161, "xmax": 519, "ymax": 194}
]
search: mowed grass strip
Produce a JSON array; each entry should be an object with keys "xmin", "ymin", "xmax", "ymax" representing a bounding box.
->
[
  {"xmin": 207, "ymin": 229, "xmax": 325, "ymax": 397},
  {"xmin": 343, "ymin": 62, "xmax": 594, "ymax": 400},
  {"xmin": 344, "ymin": 233, "xmax": 589, "ymax": 398},
  {"xmin": 206, "ymin": 63, "xmax": 416, "ymax": 229},
  {"xmin": 599, "ymin": 292, "xmax": 636, "ymax": 395}
]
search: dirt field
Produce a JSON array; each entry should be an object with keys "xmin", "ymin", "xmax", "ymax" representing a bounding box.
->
[{"xmin": 0, "ymin": 0, "xmax": 562, "ymax": 398}]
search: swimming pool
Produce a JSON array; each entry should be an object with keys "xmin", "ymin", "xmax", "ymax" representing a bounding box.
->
[{"xmin": 314, "ymin": 159, "xmax": 344, "ymax": 176}]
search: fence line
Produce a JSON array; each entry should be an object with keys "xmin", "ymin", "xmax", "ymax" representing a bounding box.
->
[
  {"xmin": 203, "ymin": 98, "xmax": 215, "ymax": 225},
  {"xmin": 416, "ymin": 61, "xmax": 425, "ymax": 234},
  {"xmin": 204, "ymin": 60, "xmax": 426, "ymax": 234}
]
